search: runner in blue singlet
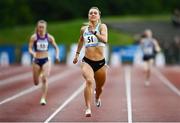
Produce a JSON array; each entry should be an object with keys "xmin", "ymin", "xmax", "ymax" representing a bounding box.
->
[{"xmin": 29, "ymin": 20, "xmax": 60, "ymax": 105}]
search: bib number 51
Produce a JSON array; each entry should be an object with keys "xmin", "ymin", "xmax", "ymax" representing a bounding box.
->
[{"xmin": 88, "ymin": 36, "xmax": 94, "ymax": 43}]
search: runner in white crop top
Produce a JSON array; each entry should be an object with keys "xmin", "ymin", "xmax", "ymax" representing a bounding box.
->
[
  {"xmin": 73, "ymin": 7, "xmax": 108, "ymax": 117},
  {"xmin": 83, "ymin": 23, "xmax": 106, "ymax": 48}
]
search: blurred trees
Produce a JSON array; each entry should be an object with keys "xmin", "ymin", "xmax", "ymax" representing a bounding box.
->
[{"xmin": 0, "ymin": 0, "xmax": 180, "ymax": 28}]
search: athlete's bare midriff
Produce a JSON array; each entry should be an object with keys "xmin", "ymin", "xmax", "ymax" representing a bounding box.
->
[
  {"xmin": 35, "ymin": 51, "xmax": 49, "ymax": 59},
  {"xmin": 85, "ymin": 46, "xmax": 104, "ymax": 61}
]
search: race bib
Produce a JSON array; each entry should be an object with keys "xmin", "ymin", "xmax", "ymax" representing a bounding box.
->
[
  {"xmin": 36, "ymin": 41, "xmax": 48, "ymax": 51},
  {"xmin": 84, "ymin": 35, "xmax": 98, "ymax": 47},
  {"xmin": 143, "ymin": 47, "xmax": 153, "ymax": 55}
]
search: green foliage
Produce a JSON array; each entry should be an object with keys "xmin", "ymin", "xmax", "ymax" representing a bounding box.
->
[
  {"xmin": 103, "ymin": 15, "xmax": 170, "ymax": 22},
  {"xmin": 108, "ymin": 29, "xmax": 133, "ymax": 46},
  {"xmin": 0, "ymin": 0, "xmax": 179, "ymax": 27},
  {"xmin": 0, "ymin": 14, "xmax": 171, "ymax": 47},
  {"xmin": 0, "ymin": 0, "xmax": 33, "ymax": 27},
  {"xmin": 0, "ymin": 18, "xmax": 134, "ymax": 46}
]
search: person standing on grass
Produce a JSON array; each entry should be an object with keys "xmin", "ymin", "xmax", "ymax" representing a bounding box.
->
[
  {"xmin": 29, "ymin": 20, "xmax": 60, "ymax": 105},
  {"xmin": 73, "ymin": 7, "xmax": 108, "ymax": 117},
  {"xmin": 140, "ymin": 29, "xmax": 161, "ymax": 86}
]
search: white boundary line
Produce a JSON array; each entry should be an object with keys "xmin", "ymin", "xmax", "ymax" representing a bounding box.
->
[
  {"xmin": 0, "ymin": 66, "xmax": 60, "ymax": 86},
  {"xmin": 124, "ymin": 66, "xmax": 133, "ymax": 123},
  {"xmin": 45, "ymin": 122, "xmax": 129, "ymax": 123},
  {"xmin": 0, "ymin": 67, "xmax": 79, "ymax": 105},
  {"xmin": 0, "ymin": 72, "xmax": 32, "ymax": 86},
  {"xmin": 44, "ymin": 83, "xmax": 85, "ymax": 123},
  {"xmin": 153, "ymin": 68, "xmax": 180, "ymax": 96},
  {"xmin": 0, "ymin": 66, "xmax": 28, "ymax": 77}
]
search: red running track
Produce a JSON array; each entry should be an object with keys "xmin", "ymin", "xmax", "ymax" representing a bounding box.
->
[{"xmin": 0, "ymin": 65, "xmax": 179, "ymax": 123}]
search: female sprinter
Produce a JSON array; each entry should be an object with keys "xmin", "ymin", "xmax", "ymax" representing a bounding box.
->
[
  {"xmin": 73, "ymin": 7, "xmax": 108, "ymax": 117},
  {"xmin": 29, "ymin": 20, "xmax": 60, "ymax": 105},
  {"xmin": 140, "ymin": 29, "xmax": 161, "ymax": 86}
]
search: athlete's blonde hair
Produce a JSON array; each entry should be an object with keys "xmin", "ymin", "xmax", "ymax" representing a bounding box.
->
[
  {"xmin": 83, "ymin": 6, "xmax": 102, "ymax": 26},
  {"xmin": 144, "ymin": 29, "xmax": 152, "ymax": 38},
  {"xmin": 35, "ymin": 20, "xmax": 47, "ymax": 33}
]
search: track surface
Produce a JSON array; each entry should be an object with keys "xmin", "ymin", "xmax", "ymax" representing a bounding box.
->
[{"xmin": 0, "ymin": 65, "xmax": 179, "ymax": 123}]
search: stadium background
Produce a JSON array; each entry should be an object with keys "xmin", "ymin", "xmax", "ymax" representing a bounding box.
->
[{"xmin": 0, "ymin": 0, "xmax": 180, "ymax": 65}]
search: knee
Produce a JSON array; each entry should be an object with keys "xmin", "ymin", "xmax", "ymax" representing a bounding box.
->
[
  {"xmin": 145, "ymin": 67, "xmax": 150, "ymax": 72},
  {"xmin": 96, "ymin": 86, "xmax": 103, "ymax": 90},
  {"xmin": 86, "ymin": 77, "xmax": 94, "ymax": 87},
  {"xmin": 96, "ymin": 81, "xmax": 105, "ymax": 91},
  {"xmin": 34, "ymin": 81, "xmax": 39, "ymax": 86},
  {"xmin": 144, "ymin": 67, "xmax": 148, "ymax": 72},
  {"xmin": 42, "ymin": 76, "xmax": 48, "ymax": 83},
  {"xmin": 33, "ymin": 77, "xmax": 39, "ymax": 86}
]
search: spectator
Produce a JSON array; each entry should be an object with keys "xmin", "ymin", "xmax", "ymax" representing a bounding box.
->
[
  {"xmin": 173, "ymin": 36, "xmax": 180, "ymax": 64},
  {"xmin": 172, "ymin": 8, "xmax": 180, "ymax": 27}
]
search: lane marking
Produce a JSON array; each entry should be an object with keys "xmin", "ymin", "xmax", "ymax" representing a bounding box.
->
[
  {"xmin": 0, "ymin": 66, "xmax": 28, "ymax": 77},
  {"xmin": 44, "ymin": 83, "xmax": 85, "ymax": 123},
  {"xmin": 0, "ymin": 67, "xmax": 79, "ymax": 105},
  {"xmin": 153, "ymin": 68, "xmax": 180, "ymax": 96},
  {"xmin": 124, "ymin": 66, "xmax": 133, "ymax": 123},
  {"xmin": 0, "ymin": 72, "xmax": 32, "ymax": 86},
  {"xmin": 0, "ymin": 66, "xmax": 59, "ymax": 86}
]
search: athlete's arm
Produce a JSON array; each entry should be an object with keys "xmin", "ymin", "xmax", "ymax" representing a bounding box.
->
[
  {"xmin": 28, "ymin": 34, "xmax": 36, "ymax": 58},
  {"xmin": 73, "ymin": 26, "xmax": 85, "ymax": 64},
  {"xmin": 153, "ymin": 39, "xmax": 161, "ymax": 53},
  {"xmin": 95, "ymin": 23, "xmax": 108, "ymax": 44},
  {"xmin": 48, "ymin": 34, "xmax": 60, "ymax": 60}
]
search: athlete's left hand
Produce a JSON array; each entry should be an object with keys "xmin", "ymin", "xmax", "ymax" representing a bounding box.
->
[
  {"xmin": 73, "ymin": 56, "xmax": 78, "ymax": 64},
  {"xmin": 55, "ymin": 58, "xmax": 60, "ymax": 64}
]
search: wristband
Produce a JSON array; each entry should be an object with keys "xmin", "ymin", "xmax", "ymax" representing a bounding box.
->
[
  {"xmin": 76, "ymin": 51, "xmax": 80, "ymax": 54},
  {"xmin": 93, "ymin": 31, "xmax": 97, "ymax": 35}
]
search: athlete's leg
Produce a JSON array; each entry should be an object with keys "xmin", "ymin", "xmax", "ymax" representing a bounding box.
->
[
  {"xmin": 94, "ymin": 65, "xmax": 107, "ymax": 100},
  {"xmin": 144, "ymin": 61, "xmax": 149, "ymax": 79},
  {"xmin": 144, "ymin": 59, "xmax": 154, "ymax": 85},
  {"xmin": 32, "ymin": 63, "xmax": 41, "ymax": 86},
  {"xmin": 41, "ymin": 60, "xmax": 51, "ymax": 103},
  {"xmin": 148, "ymin": 59, "xmax": 154, "ymax": 79},
  {"xmin": 81, "ymin": 62, "xmax": 94, "ymax": 112}
]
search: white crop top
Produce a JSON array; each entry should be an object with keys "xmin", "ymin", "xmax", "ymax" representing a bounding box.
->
[
  {"xmin": 141, "ymin": 38, "xmax": 155, "ymax": 55},
  {"xmin": 83, "ymin": 23, "xmax": 105, "ymax": 48}
]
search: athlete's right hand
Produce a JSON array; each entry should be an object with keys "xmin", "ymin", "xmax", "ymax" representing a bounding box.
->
[
  {"xmin": 32, "ymin": 52, "xmax": 36, "ymax": 58},
  {"xmin": 73, "ymin": 56, "xmax": 78, "ymax": 64}
]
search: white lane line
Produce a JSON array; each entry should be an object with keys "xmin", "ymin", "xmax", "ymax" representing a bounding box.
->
[
  {"xmin": 0, "ymin": 66, "xmax": 29, "ymax": 77},
  {"xmin": 0, "ymin": 67, "xmax": 79, "ymax": 105},
  {"xmin": 125, "ymin": 66, "xmax": 133, "ymax": 123},
  {"xmin": 44, "ymin": 83, "xmax": 85, "ymax": 123},
  {"xmin": 0, "ymin": 72, "xmax": 32, "ymax": 86},
  {"xmin": 0, "ymin": 66, "xmax": 60, "ymax": 86},
  {"xmin": 153, "ymin": 68, "xmax": 180, "ymax": 96}
]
